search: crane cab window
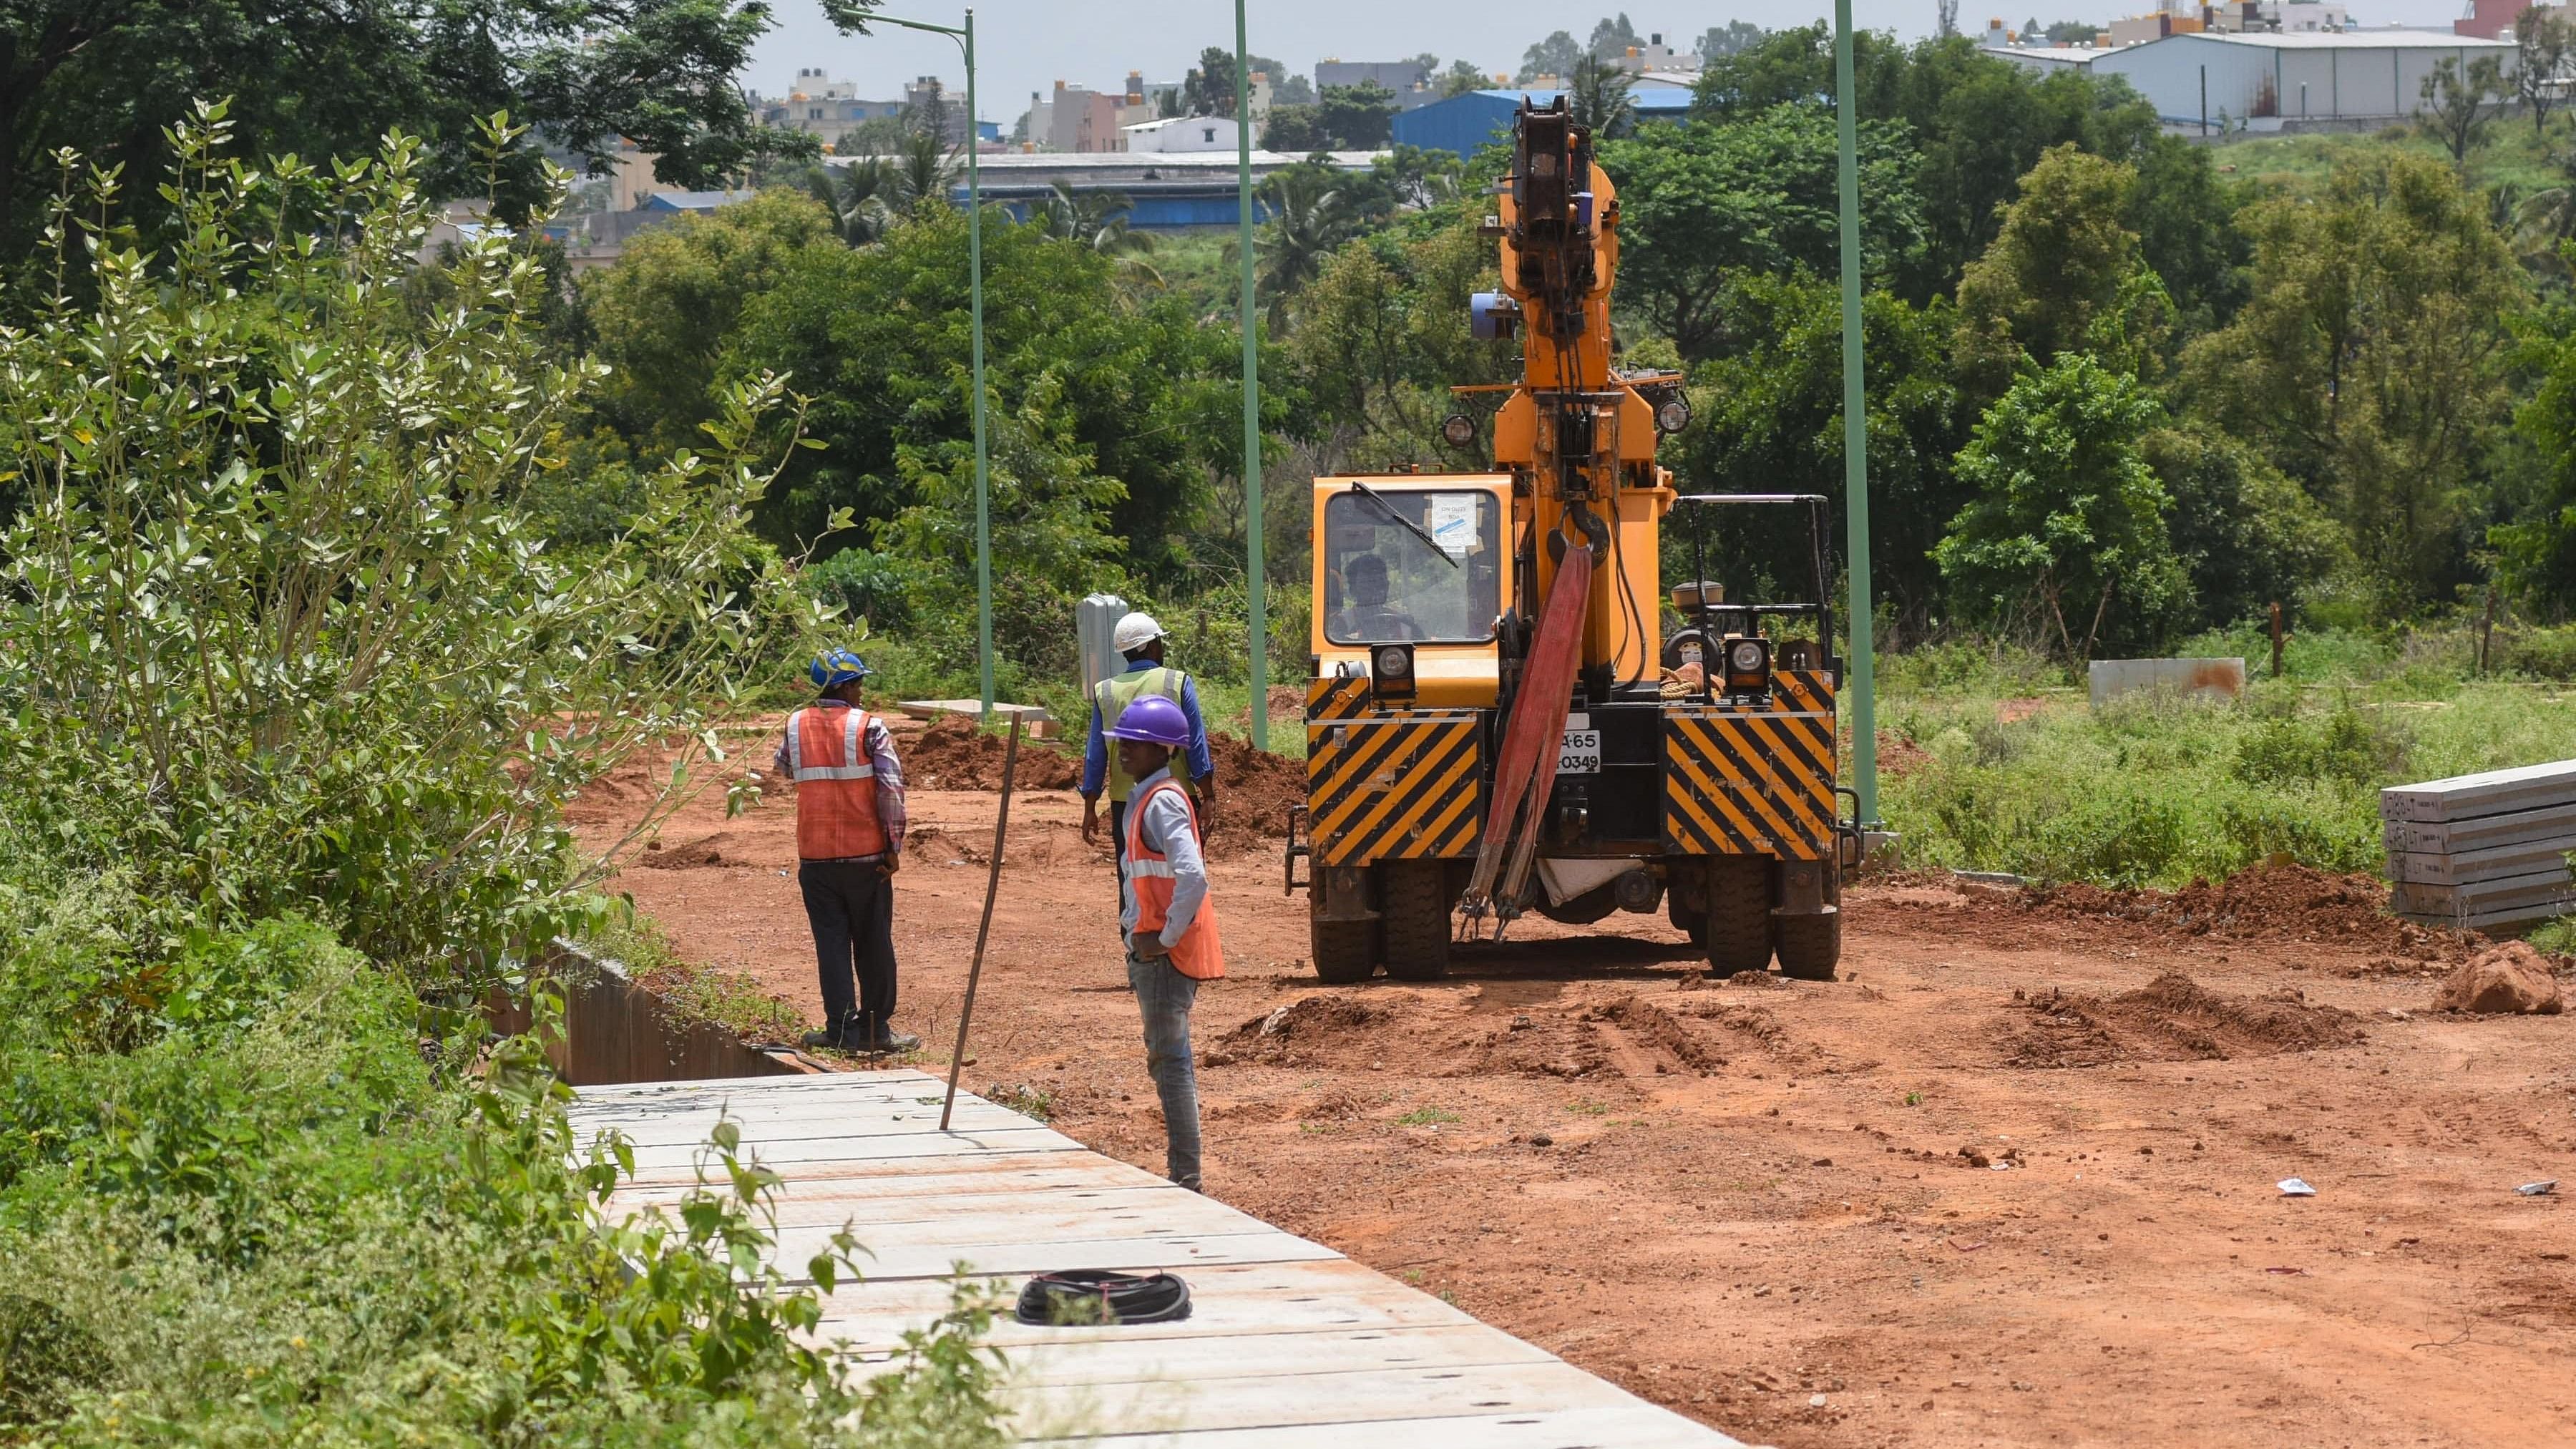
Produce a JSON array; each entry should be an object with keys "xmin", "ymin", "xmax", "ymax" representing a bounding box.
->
[{"xmin": 1322, "ymin": 489, "xmax": 1501, "ymax": 646}]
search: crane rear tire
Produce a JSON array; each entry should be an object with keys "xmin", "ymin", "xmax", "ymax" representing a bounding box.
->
[
  {"xmin": 1702, "ymin": 857, "xmax": 1773, "ymax": 976},
  {"xmin": 1380, "ymin": 859, "xmax": 1453, "ymax": 982},
  {"xmin": 1774, "ymin": 910, "xmax": 1840, "ymax": 980}
]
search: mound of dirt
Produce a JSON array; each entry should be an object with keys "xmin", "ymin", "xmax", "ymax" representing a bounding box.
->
[
  {"xmin": 2010, "ymin": 972, "xmax": 2365, "ymax": 1068},
  {"xmin": 1206, "ymin": 731, "xmax": 1304, "ymax": 852},
  {"xmin": 1233, "ymin": 996, "xmax": 1380, "ymax": 1043},
  {"xmin": 2434, "ymin": 941, "xmax": 2566, "ymax": 1015},
  {"xmin": 907, "ymin": 715, "xmax": 1081, "ymax": 792},
  {"xmin": 1887, "ymin": 860, "xmax": 2475, "ymax": 964},
  {"xmin": 640, "ymin": 832, "xmax": 734, "ymax": 869}
]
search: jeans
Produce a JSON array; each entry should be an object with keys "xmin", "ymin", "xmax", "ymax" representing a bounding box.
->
[
  {"xmin": 1127, "ymin": 951, "xmax": 1201, "ymax": 1190},
  {"xmin": 799, "ymin": 859, "xmax": 897, "ymax": 1037}
]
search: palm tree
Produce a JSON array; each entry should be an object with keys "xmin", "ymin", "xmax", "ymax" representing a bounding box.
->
[
  {"xmin": 1034, "ymin": 181, "xmax": 1164, "ymax": 288},
  {"xmin": 2517, "ymin": 148, "xmax": 2576, "ymax": 277},
  {"xmin": 892, "ymin": 127, "xmax": 960, "ymax": 213},
  {"xmin": 1568, "ymin": 54, "xmax": 1636, "ymax": 140},
  {"xmin": 1231, "ymin": 169, "xmax": 1357, "ymax": 331},
  {"xmin": 802, "ymin": 158, "xmax": 901, "ymax": 247}
]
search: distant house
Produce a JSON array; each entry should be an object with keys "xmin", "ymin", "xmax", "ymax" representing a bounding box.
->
[
  {"xmin": 1314, "ymin": 58, "xmax": 1440, "ymax": 110},
  {"xmin": 640, "ymin": 190, "xmax": 753, "ymax": 213},
  {"xmin": 1393, "ymin": 87, "xmax": 1694, "ymax": 157},
  {"xmin": 1122, "ymin": 115, "xmax": 1243, "ymax": 153},
  {"xmin": 1984, "ymin": 29, "xmax": 2518, "ymax": 127}
]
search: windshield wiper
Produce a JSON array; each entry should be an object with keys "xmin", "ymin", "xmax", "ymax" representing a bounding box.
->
[{"xmin": 1348, "ymin": 479, "xmax": 1460, "ymax": 570}]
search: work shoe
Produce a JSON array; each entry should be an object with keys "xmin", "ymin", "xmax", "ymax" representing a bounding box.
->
[{"xmin": 862, "ymin": 1027, "xmax": 922, "ymax": 1054}]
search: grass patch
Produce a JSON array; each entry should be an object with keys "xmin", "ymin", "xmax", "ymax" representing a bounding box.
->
[
  {"xmin": 1880, "ymin": 678, "xmax": 2576, "ymax": 888},
  {"xmin": 1395, "ymin": 1105, "xmax": 1460, "ymax": 1127},
  {"xmin": 582, "ymin": 909, "xmax": 806, "ymax": 1044}
]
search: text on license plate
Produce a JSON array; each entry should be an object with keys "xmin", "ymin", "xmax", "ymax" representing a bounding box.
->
[{"xmin": 1558, "ymin": 713, "xmax": 1600, "ymax": 776}]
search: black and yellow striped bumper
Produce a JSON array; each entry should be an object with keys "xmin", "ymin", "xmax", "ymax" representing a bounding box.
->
[
  {"xmin": 1663, "ymin": 670, "xmax": 1838, "ymax": 860},
  {"xmin": 1304, "ymin": 678, "xmax": 1483, "ymax": 867}
]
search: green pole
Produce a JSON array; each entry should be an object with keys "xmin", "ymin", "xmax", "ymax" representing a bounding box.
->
[
  {"xmin": 1833, "ymin": 0, "xmax": 1878, "ymax": 826},
  {"xmin": 1234, "ymin": 0, "xmax": 1267, "ymax": 751},
  {"xmin": 965, "ymin": 9, "xmax": 992, "ymax": 722}
]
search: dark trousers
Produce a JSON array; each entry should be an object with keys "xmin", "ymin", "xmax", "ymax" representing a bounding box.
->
[
  {"xmin": 799, "ymin": 859, "xmax": 897, "ymax": 1033},
  {"xmin": 1108, "ymin": 799, "xmax": 1128, "ymax": 871}
]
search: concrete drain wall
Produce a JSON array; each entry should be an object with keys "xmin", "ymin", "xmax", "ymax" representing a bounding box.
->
[{"xmin": 487, "ymin": 943, "xmax": 822, "ymax": 1086}]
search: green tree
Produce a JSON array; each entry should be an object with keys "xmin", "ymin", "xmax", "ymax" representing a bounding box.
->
[
  {"xmin": 2182, "ymin": 153, "xmax": 2524, "ymax": 609},
  {"xmin": 1317, "ymin": 82, "xmax": 1400, "ymax": 149},
  {"xmin": 721, "ymin": 209, "xmax": 1243, "ymax": 578},
  {"xmin": 1186, "ymin": 46, "xmax": 1240, "ymax": 116},
  {"xmin": 1587, "ymin": 12, "xmax": 1639, "ymax": 59},
  {"xmin": 2127, "ymin": 135, "xmax": 2250, "ymax": 329},
  {"xmin": 2142, "ymin": 423, "xmax": 2347, "ymax": 630},
  {"xmin": 580, "ymin": 190, "xmax": 839, "ymax": 455},
  {"xmin": 0, "ymin": 0, "xmax": 821, "ymax": 262},
  {"xmin": 1518, "ymin": 29, "xmax": 1584, "ymax": 83},
  {"xmin": 1694, "ymin": 29, "xmax": 2160, "ymax": 301},
  {"xmin": 1953, "ymin": 144, "xmax": 2173, "ymax": 399},
  {"xmin": 2517, "ymin": 6, "xmax": 2573, "ymax": 135},
  {"xmin": 1287, "ymin": 216, "xmax": 1513, "ymax": 472},
  {"xmin": 1441, "ymin": 58, "xmax": 1493, "ymax": 97},
  {"xmin": 0, "ymin": 107, "xmax": 808, "ymax": 967},
  {"xmin": 1694, "ymin": 21, "xmax": 1766, "ymax": 59},
  {"xmin": 1671, "ymin": 271, "xmax": 1967, "ymax": 630},
  {"xmin": 1262, "ymin": 106, "xmax": 1328, "ymax": 152},
  {"xmin": 802, "ymin": 159, "xmax": 902, "ymax": 247},
  {"xmin": 1600, "ymin": 107, "xmax": 1925, "ymax": 361},
  {"xmin": 2495, "ymin": 301, "xmax": 2576, "ymax": 611},
  {"xmin": 2423, "ymin": 54, "xmax": 2504, "ymax": 163},
  {"xmin": 1936, "ymin": 353, "xmax": 2187, "ymax": 660}
]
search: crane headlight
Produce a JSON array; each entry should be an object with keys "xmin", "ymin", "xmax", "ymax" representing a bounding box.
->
[
  {"xmin": 1654, "ymin": 396, "xmax": 1692, "ymax": 435},
  {"xmin": 1370, "ymin": 643, "xmax": 1418, "ymax": 702},
  {"xmin": 1724, "ymin": 638, "xmax": 1772, "ymax": 695},
  {"xmin": 1440, "ymin": 412, "xmax": 1478, "ymax": 449}
]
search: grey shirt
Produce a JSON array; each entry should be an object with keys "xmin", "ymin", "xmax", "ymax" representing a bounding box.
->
[{"xmin": 1118, "ymin": 767, "xmax": 1207, "ymax": 948}]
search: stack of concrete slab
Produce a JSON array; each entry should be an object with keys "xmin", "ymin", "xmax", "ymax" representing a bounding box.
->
[{"xmin": 2383, "ymin": 761, "xmax": 2576, "ymax": 932}]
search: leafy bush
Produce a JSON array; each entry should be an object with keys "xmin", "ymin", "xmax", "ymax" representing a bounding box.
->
[
  {"xmin": 0, "ymin": 106, "xmax": 822, "ymax": 975},
  {"xmin": 0, "ymin": 112, "xmax": 1010, "ymax": 1445}
]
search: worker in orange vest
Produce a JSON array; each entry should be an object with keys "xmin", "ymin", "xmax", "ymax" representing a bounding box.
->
[
  {"xmin": 1109, "ymin": 694, "xmax": 1224, "ymax": 1191},
  {"xmin": 774, "ymin": 649, "xmax": 916, "ymax": 1054}
]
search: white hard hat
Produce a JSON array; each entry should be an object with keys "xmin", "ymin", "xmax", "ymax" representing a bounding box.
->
[{"xmin": 1113, "ymin": 611, "xmax": 1166, "ymax": 653}]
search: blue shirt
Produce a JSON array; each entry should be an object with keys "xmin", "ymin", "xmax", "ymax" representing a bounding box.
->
[{"xmin": 1080, "ymin": 658, "xmax": 1216, "ymax": 798}]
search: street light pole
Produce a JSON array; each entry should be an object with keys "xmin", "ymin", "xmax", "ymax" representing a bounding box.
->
[
  {"xmin": 877, "ymin": 9, "xmax": 993, "ymax": 721},
  {"xmin": 1833, "ymin": 0, "xmax": 1878, "ymax": 826},
  {"xmin": 1234, "ymin": 0, "xmax": 1268, "ymax": 751}
]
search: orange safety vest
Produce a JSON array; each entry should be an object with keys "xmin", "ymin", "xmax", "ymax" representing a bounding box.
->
[
  {"xmin": 787, "ymin": 705, "xmax": 889, "ymax": 861},
  {"xmin": 1123, "ymin": 776, "xmax": 1224, "ymax": 980}
]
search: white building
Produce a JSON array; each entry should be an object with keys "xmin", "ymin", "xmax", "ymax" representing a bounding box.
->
[
  {"xmin": 1986, "ymin": 29, "xmax": 2519, "ymax": 127},
  {"xmin": 1121, "ymin": 114, "xmax": 1244, "ymax": 153}
]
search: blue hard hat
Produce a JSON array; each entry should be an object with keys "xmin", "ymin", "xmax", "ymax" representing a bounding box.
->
[
  {"xmin": 1108, "ymin": 694, "xmax": 1190, "ymax": 748},
  {"xmin": 808, "ymin": 649, "xmax": 871, "ymax": 688}
]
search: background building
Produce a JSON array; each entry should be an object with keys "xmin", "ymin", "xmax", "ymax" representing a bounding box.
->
[
  {"xmin": 1986, "ymin": 29, "xmax": 2518, "ymax": 126},
  {"xmin": 1395, "ymin": 87, "xmax": 1694, "ymax": 157},
  {"xmin": 1315, "ymin": 58, "xmax": 1440, "ymax": 109},
  {"xmin": 1121, "ymin": 114, "xmax": 1244, "ymax": 153}
]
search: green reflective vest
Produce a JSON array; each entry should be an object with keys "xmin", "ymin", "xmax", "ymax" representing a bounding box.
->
[{"xmin": 1096, "ymin": 665, "xmax": 1194, "ymax": 798}]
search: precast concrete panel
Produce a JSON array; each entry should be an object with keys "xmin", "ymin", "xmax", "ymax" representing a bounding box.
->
[{"xmin": 2276, "ymin": 51, "xmax": 2336, "ymax": 119}]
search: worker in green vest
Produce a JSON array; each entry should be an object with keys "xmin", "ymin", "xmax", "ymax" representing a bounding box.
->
[{"xmin": 1080, "ymin": 611, "xmax": 1216, "ymax": 868}]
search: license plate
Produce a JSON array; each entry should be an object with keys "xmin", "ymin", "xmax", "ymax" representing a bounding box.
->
[{"xmin": 1558, "ymin": 713, "xmax": 1599, "ymax": 775}]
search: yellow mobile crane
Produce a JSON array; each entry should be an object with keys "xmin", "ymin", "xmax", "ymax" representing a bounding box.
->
[{"xmin": 1285, "ymin": 97, "xmax": 1853, "ymax": 983}]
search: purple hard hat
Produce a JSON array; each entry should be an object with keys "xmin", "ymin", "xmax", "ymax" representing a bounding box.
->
[{"xmin": 1108, "ymin": 694, "xmax": 1190, "ymax": 748}]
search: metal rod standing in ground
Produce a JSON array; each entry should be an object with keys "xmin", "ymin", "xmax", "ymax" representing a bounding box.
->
[{"xmin": 942, "ymin": 715, "xmax": 1020, "ymax": 1131}]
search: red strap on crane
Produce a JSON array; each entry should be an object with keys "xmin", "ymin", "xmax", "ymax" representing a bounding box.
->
[{"xmin": 1457, "ymin": 540, "xmax": 1591, "ymax": 935}]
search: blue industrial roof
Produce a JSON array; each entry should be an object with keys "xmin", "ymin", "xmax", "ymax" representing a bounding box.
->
[{"xmin": 1394, "ymin": 87, "xmax": 1695, "ymax": 157}]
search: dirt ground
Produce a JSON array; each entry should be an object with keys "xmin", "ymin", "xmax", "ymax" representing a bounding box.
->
[{"xmin": 578, "ymin": 717, "xmax": 2576, "ymax": 1448}]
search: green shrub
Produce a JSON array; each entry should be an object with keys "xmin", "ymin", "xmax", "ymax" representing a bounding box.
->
[{"xmin": 2499, "ymin": 624, "xmax": 2576, "ymax": 680}]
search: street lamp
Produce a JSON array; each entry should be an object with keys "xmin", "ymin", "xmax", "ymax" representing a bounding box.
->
[
  {"xmin": 1234, "ymin": 0, "xmax": 1268, "ymax": 751},
  {"xmin": 1833, "ymin": 0, "xmax": 1878, "ymax": 826},
  {"xmin": 876, "ymin": 8, "xmax": 994, "ymax": 721}
]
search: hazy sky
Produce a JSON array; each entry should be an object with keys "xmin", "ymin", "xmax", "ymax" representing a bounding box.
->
[{"xmin": 746, "ymin": 1, "xmax": 2472, "ymax": 122}]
